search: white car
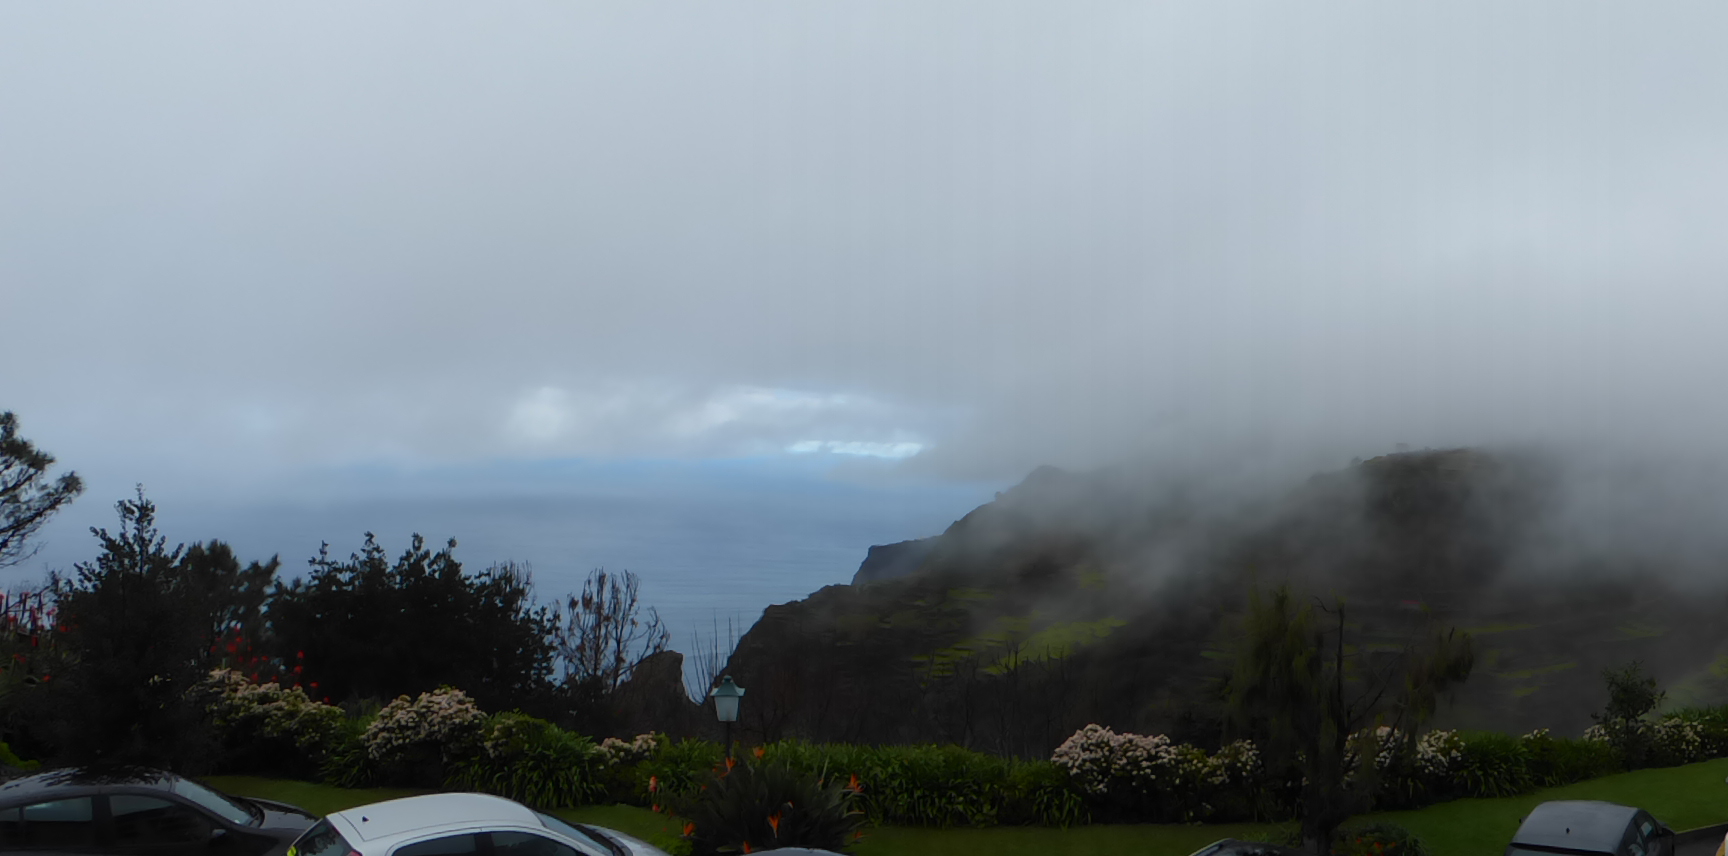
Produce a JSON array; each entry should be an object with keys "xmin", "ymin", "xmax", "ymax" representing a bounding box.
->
[{"xmin": 287, "ymin": 793, "xmax": 670, "ymax": 856}]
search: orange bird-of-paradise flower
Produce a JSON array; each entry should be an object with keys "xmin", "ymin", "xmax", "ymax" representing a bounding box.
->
[
  {"xmin": 752, "ymin": 746, "xmax": 765, "ymax": 760},
  {"xmin": 742, "ymin": 843, "xmax": 753, "ymax": 854},
  {"xmin": 767, "ymin": 812, "xmax": 782, "ymax": 836},
  {"xmin": 726, "ymin": 756, "xmax": 738, "ymax": 770},
  {"xmin": 683, "ymin": 823, "xmax": 695, "ymax": 836},
  {"xmin": 847, "ymin": 773, "xmax": 862, "ymax": 792}
]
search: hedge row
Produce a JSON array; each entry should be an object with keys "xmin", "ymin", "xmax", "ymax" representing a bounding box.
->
[{"xmin": 200, "ymin": 669, "xmax": 1728, "ymax": 828}]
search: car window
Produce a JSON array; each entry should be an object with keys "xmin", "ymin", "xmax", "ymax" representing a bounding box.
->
[
  {"xmin": 111, "ymin": 795, "xmax": 218, "ymax": 849},
  {"xmin": 395, "ymin": 834, "xmax": 482, "ymax": 856},
  {"xmin": 1, "ymin": 797, "xmax": 98, "ymax": 849},
  {"xmin": 291, "ymin": 820, "xmax": 355, "ymax": 856},
  {"xmin": 489, "ymin": 831, "xmax": 587, "ymax": 856}
]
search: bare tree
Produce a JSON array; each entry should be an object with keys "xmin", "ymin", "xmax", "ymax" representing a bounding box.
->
[
  {"xmin": 554, "ymin": 568, "xmax": 669, "ymax": 695},
  {"xmin": 686, "ymin": 612, "xmax": 741, "ymax": 701},
  {"xmin": 0, "ymin": 412, "xmax": 83, "ymax": 569}
]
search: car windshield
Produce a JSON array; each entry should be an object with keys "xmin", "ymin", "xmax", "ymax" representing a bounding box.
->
[
  {"xmin": 172, "ymin": 780, "xmax": 256, "ymax": 826},
  {"xmin": 293, "ymin": 820, "xmax": 356, "ymax": 856},
  {"xmin": 535, "ymin": 812, "xmax": 619, "ymax": 856},
  {"xmin": 1506, "ymin": 846, "xmax": 1611, "ymax": 856}
]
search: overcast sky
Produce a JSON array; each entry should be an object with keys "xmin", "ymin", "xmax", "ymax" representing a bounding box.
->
[{"xmin": 6, "ymin": 4, "xmax": 1728, "ymax": 639}]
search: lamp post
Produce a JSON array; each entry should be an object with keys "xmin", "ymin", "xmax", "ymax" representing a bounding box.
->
[{"xmin": 709, "ymin": 675, "xmax": 745, "ymax": 761}]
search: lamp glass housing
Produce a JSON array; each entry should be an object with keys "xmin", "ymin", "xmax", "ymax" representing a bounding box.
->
[{"xmin": 711, "ymin": 675, "xmax": 745, "ymax": 723}]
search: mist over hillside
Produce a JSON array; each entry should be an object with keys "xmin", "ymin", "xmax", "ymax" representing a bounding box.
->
[{"xmin": 722, "ymin": 447, "xmax": 1728, "ymax": 755}]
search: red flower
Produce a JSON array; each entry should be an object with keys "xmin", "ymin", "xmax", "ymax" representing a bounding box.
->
[
  {"xmin": 767, "ymin": 812, "xmax": 781, "ymax": 836},
  {"xmin": 682, "ymin": 823, "xmax": 695, "ymax": 836}
]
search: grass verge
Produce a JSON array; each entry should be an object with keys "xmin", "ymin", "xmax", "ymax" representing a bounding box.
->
[{"xmin": 207, "ymin": 758, "xmax": 1728, "ymax": 856}]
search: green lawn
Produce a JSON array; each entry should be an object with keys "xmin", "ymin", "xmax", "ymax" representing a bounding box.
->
[
  {"xmin": 1369, "ymin": 757, "xmax": 1728, "ymax": 856},
  {"xmin": 207, "ymin": 759, "xmax": 1728, "ymax": 856}
]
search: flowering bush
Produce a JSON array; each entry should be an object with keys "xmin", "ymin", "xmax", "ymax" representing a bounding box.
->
[
  {"xmin": 1414, "ymin": 729, "xmax": 1464, "ymax": 781},
  {"xmin": 1050, "ymin": 725, "xmax": 1264, "ymax": 822},
  {"xmin": 361, "ymin": 687, "xmax": 486, "ymax": 786},
  {"xmin": 1651, "ymin": 718, "xmax": 1705, "ymax": 766},
  {"xmin": 364, "ymin": 687, "xmax": 485, "ymax": 760},
  {"xmin": 199, "ymin": 668, "xmax": 346, "ymax": 777},
  {"xmin": 597, "ymin": 732, "xmax": 662, "ymax": 766}
]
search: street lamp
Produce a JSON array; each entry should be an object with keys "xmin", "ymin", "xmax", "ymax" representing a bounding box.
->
[{"xmin": 710, "ymin": 675, "xmax": 745, "ymax": 760}]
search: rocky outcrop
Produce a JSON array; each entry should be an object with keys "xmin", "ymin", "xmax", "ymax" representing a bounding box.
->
[{"xmin": 610, "ymin": 650, "xmax": 706, "ymax": 739}]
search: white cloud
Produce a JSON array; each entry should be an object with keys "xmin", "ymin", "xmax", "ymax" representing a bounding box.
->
[{"xmin": 787, "ymin": 440, "xmax": 925, "ymax": 459}]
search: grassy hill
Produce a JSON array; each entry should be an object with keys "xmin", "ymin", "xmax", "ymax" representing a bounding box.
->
[{"xmin": 721, "ymin": 449, "xmax": 1728, "ymax": 754}]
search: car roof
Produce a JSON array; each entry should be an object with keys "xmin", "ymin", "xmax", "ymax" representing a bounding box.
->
[
  {"xmin": 0, "ymin": 767, "xmax": 183, "ymax": 803},
  {"xmin": 328, "ymin": 794, "xmax": 543, "ymax": 844},
  {"xmin": 1512, "ymin": 801, "xmax": 1642, "ymax": 852}
]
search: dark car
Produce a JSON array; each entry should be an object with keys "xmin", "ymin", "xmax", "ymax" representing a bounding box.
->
[
  {"xmin": 1187, "ymin": 839, "xmax": 1305, "ymax": 856},
  {"xmin": 0, "ymin": 768, "xmax": 315, "ymax": 856},
  {"xmin": 1506, "ymin": 800, "xmax": 1674, "ymax": 856}
]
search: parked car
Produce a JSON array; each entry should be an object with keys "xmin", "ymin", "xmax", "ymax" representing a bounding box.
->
[
  {"xmin": 288, "ymin": 794, "xmax": 668, "ymax": 856},
  {"xmin": 0, "ymin": 767, "xmax": 316, "ymax": 856},
  {"xmin": 1186, "ymin": 839, "xmax": 1305, "ymax": 856},
  {"xmin": 1506, "ymin": 800, "xmax": 1674, "ymax": 856}
]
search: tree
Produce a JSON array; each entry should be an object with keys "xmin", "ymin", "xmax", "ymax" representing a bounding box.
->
[
  {"xmin": 1227, "ymin": 585, "xmax": 1473, "ymax": 855},
  {"xmin": 267, "ymin": 534, "xmax": 558, "ymax": 713},
  {"xmin": 1593, "ymin": 660, "xmax": 1665, "ymax": 767},
  {"xmin": 0, "ymin": 411, "xmax": 83, "ymax": 568},
  {"xmin": 40, "ymin": 489, "xmax": 277, "ymax": 768},
  {"xmin": 554, "ymin": 568, "xmax": 669, "ymax": 696},
  {"xmin": 550, "ymin": 568, "xmax": 669, "ymax": 734}
]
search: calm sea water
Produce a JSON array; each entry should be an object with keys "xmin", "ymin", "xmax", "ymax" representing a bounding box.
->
[{"xmin": 13, "ymin": 457, "xmax": 1003, "ymax": 694}]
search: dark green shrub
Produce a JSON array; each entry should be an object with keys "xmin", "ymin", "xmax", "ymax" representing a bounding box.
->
[
  {"xmin": 0, "ymin": 741, "xmax": 38, "ymax": 773},
  {"xmin": 1336, "ymin": 822, "xmax": 1428, "ymax": 856},
  {"xmin": 622, "ymin": 739, "xmax": 724, "ymax": 805},
  {"xmin": 1521, "ymin": 730, "xmax": 1619, "ymax": 787},
  {"xmin": 664, "ymin": 758, "xmax": 864, "ymax": 856},
  {"xmin": 1452, "ymin": 731, "xmax": 1532, "ymax": 798},
  {"xmin": 1000, "ymin": 761, "xmax": 1088, "ymax": 827},
  {"xmin": 319, "ymin": 717, "xmax": 376, "ymax": 788},
  {"xmin": 445, "ymin": 713, "xmax": 604, "ymax": 808},
  {"xmin": 762, "ymin": 742, "xmax": 1007, "ymax": 827}
]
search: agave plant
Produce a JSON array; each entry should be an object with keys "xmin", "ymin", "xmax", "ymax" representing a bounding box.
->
[{"xmin": 665, "ymin": 755, "xmax": 865, "ymax": 855}]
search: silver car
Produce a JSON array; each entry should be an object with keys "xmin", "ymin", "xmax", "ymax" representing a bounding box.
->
[{"xmin": 288, "ymin": 794, "xmax": 669, "ymax": 856}]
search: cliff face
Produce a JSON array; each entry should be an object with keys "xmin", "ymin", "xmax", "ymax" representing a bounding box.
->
[
  {"xmin": 721, "ymin": 450, "xmax": 1728, "ymax": 755},
  {"xmin": 850, "ymin": 538, "xmax": 938, "ymax": 585}
]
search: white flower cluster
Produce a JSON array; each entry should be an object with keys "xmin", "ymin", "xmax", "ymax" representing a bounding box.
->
[
  {"xmin": 364, "ymin": 687, "xmax": 485, "ymax": 762},
  {"xmin": 1653, "ymin": 719, "xmax": 1705, "ymax": 762},
  {"xmin": 1581, "ymin": 724, "xmax": 1610, "ymax": 743},
  {"xmin": 1520, "ymin": 728, "xmax": 1552, "ymax": 742},
  {"xmin": 200, "ymin": 668, "xmax": 343, "ymax": 751},
  {"xmin": 1352, "ymin": 725, "xmax": 1408, "ymax": 773},
  {"xmin": 1415, "ymin": 729, "xmax": 1464, "ymax": 778},
  {"xmin": 1050, "ymin": 724, "xmax": 1256, "ymax": 798},
  {"xmin": 1206, "ymin": 739, "xmax": 1261, "ymax": 787},
  {"xmin": 596, "ymin": 733, "xmax": 660, "ymax": 766}
]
